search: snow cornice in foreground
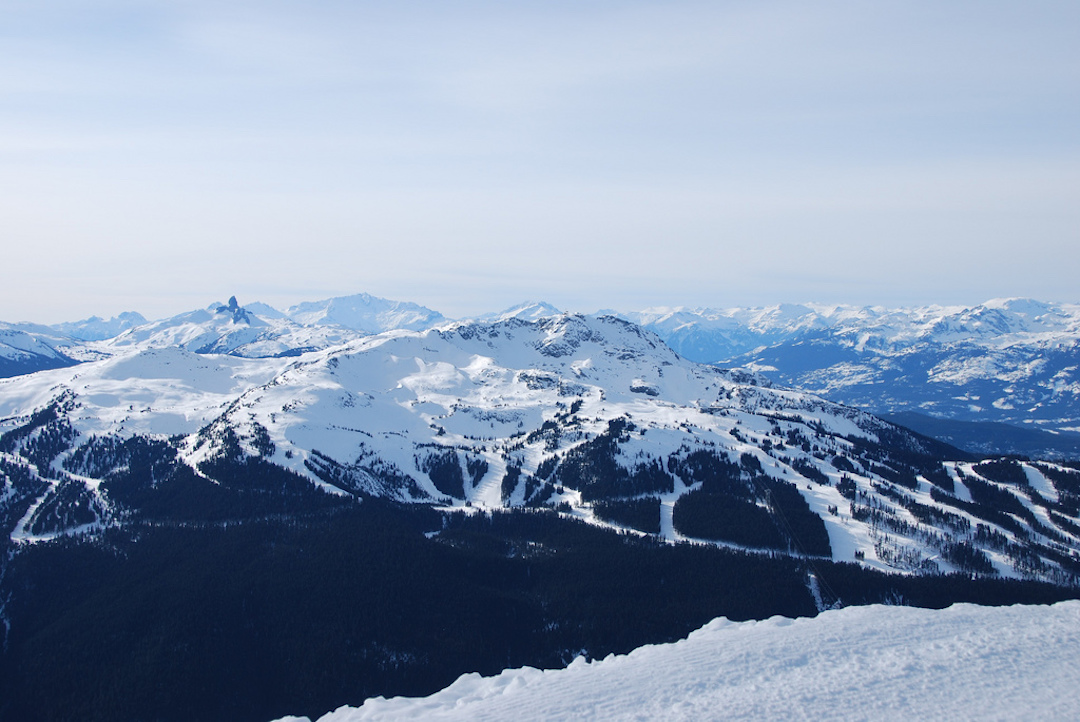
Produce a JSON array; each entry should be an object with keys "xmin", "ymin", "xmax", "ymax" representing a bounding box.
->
[{"xmin": 280, "ymin": 600, "xmax": 1080, "ymax": 722}]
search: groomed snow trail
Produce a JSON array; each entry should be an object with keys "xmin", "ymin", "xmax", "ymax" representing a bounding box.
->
[{"xmin": 469, "ymin": 453, "xmax": 508, "ymax": 508}]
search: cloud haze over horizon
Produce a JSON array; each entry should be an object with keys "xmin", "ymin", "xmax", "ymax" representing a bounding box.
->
[{"xmin": 2, "ymin": 1, "xmax": 1078, "ymax": 324}]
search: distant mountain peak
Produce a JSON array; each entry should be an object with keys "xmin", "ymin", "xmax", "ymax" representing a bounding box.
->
[
  {"xmin": 244, "ymin": 301, "xmax": 286, "ymax": 319},
  {"xmin": 620, "ymin": 298, "xmax": 1080, "ymax": 447},
  {"xmin": 285, "ymin": 292, "xmax": 445, "ymax": 333},
  {"xmin": 483, "ymin": 301, "xmax": 563, "ymax": 323},
  {"xmin": 213, "ymin": 296, "xmax": 252, "ymax": 324},
  {"xmin": 51, "ymin": 311, "xmax": 148, "ymax": 342},
  {"xmin": 99, "ymin": 299, "xmax": 360, "ymax": 358}
]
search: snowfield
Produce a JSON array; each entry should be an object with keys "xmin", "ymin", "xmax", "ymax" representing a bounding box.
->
[{"xmin": 279, "ymin": 601, "xmax": 1080, "ymax": 722}]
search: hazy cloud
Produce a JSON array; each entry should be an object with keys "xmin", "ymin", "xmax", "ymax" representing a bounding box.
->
[{"xmin": 1, "ymin": 1, "xmax": 1078, "ymax": 321}]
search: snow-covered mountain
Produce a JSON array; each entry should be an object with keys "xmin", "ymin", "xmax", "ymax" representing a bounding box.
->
[
  {"xmin": 284, "ymin": 293, "xmax": 445, "ymax": 333},
  {"xmin": 621, "ymin": 299, "xmax": 1080, "ymax": 438},
  {"xmin": 0, "ymin": 322, "xmax": 88, "ymax": 378},
  {"xmin": 3, "ymin": 313, "xmax": 1079, "ymax": 585},
  {"xmin": 284, "ymin": 600, "xmax": 1080, "ymax": 722},
  {"xmin": 478, "ymin": 301, "xmax": 563, "ymax": 323}
]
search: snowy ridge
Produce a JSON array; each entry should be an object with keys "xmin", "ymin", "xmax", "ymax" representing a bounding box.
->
[{"xmin": 280, "ymin": 601, "xmax": 1080, "ymax": 722}]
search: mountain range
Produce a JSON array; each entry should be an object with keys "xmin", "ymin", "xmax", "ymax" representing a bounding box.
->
[
  {"xmin": 620, "ymin": 298, "xmax": 1080, "ymax": 440},
  {"xmin": 5, "ymin": 294, "xmax": 1080, "ymax": 457},
  {"xmin": 4, "ymin": 306, "xmax": 1078, "ymax": 579},
  {"xmin": 0, "ymin": 293, "xmax": 442, "ymax": 375}
]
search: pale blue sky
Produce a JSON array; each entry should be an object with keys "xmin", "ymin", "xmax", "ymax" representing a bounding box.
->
[{"xmin": 2, "ymin": 1, "xmax": 1078, "ymax": 323}]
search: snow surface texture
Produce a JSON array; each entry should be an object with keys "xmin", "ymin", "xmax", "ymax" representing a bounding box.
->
[{"xmin": 278, "ymin": 601, "xmax": 1080, "ymax": 722}]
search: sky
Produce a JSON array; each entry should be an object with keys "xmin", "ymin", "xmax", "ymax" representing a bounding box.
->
[{"xmin": 2, "ymin": 1, "xmax": 1079, "ymax": 324}]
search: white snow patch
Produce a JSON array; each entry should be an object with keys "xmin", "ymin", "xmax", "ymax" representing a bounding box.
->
[{"xmin": 1025, "ymin": 463, "xmax": 1060, "ymax": 504}]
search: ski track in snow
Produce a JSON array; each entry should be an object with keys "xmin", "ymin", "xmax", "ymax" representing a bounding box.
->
[
  {"xmin": 469, "ymin": 452, "xmax": 507, "ymax": 508},
  {"xmin": 277, "ymin": 601, "xmax": 1080, "ymax": 722}
]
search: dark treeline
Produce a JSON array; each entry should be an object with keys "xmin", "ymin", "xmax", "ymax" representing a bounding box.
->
[
  {"xmin": 592, "ymin": 496, "xmax": 661, "ymax": 533},
  {"xmin": 0, "ymin": 501, "xmax": 811, "ymax": 722},
  {"xmin": 2, "ymin": 498, "xmax": 1076, "ymax": 722},
  {"xmin": 667, "ymin": 450, "xmax": 832, "ymax": 556}
]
